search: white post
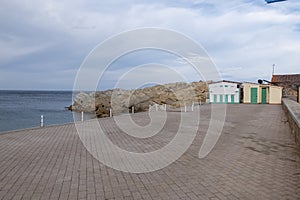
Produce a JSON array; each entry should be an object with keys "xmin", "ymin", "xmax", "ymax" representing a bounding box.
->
[
  {"xmin": 155, "ymin": 104, "xmax": 158, "ymax": 111},
  {"xmin": 184, "ymin": 103, "xmax": 187, "ymax": 112},
  {"xmin": 149, "ymin": 105, "xmax": 151, "ymax": 112},
  {"xmin": 192, "ymin": 102, "xmax": 194, "ymax": 112},
  {"xmin": 164, "ymin": 104, "xmax": 167, "ymax": 111},
  {"xmin": 40, "ymin": 115, "xmax": 44, "ymax": 127},
  {"xmin": 132, "ymin": 106, "xmax": 135, "ymax": 114},
  {"xmin": 81, "ymin": 111, "xmax": 84, "ymax": 122},
  {"xmin": 110, "ymin": 108, "xmax": 112, "ymax": 117}
]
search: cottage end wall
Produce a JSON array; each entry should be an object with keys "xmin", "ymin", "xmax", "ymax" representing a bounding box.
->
[{"xmin": 269, "ymin": 86, "xmax": 283, "ymax": 104}]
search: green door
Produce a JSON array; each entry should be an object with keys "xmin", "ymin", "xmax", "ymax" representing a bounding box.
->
[
  {"xmin": 225, "ymin": 95, "xmax": 229, "ymax": 103},
  {"xmin": 251, "ymin": 88, "xmax": 258, "ymax": 104},
  {"xmin": 220, "ymin": 95, "xmax": 223, "ymax": 103},
  {"xmin": 261, "ymin": 88, "xmax": 267, "ymax": 104},
  {"xmin": 214, "ymin": 95, "xmax": 217, "ymax": 103},
  {"xmin": 231, "ymin": 95, "xmax": 235, "ymax": 103}
]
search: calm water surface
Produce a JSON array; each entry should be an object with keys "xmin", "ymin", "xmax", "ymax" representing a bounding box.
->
[{"xmin": 0, "ymin": 90, "xmax": 93, "ymax": 133}]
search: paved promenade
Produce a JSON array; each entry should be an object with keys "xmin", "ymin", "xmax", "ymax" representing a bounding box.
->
[{"xmin": 0, "ymin": 104, "xmax": 299, "ymax": 200}]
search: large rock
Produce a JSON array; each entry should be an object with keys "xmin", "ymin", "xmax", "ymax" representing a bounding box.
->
[{"xmin": 69, "ymin": 81, "xmax": 208, "ymax": 117}]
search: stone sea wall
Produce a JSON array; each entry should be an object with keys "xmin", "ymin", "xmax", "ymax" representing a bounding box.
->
[
  {"xmin": 282, "ymin": 98, "xmax": 300, "ymax": 147},
  {"xmin": 69, "ymin": 81, "xmax": 208, "ymax": 117}
]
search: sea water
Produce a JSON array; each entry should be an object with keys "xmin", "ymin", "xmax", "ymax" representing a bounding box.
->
[{"xmin": 0, "ymin": 90, "xmax": 93, "ymax": 133}]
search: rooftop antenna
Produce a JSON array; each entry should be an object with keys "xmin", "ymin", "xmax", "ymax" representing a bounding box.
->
[{"xmin": 272, "ymin": 64, "xmax": 275, "ymax": 76}]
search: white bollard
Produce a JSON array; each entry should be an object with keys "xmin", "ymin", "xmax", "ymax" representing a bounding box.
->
[
  {"xmin": 155, "ymin": 104, "xmax": 158, "ymax": 111},
  {"xmin": 149, "ymin": 105, "xmax": 151, "ymax": 112},
  {"xmin": 184, "ymin": 103, "xmax": 187, "ymax": 112},
  {"xmin": 192, "ymin": 102, "xmax": 194, "ymax": 112},
  {"xmin": 110, "ymin": 108, "xmax": 112, "ymax": 117},
  {"xmin": 81, "ymin": 111, "xmax": 84, "ymax": 122},
  {"xmin": 40, "ymin": 115, "xmax": 44, "ymax": 127},
  {"xmin": 132, "ymin": 106, "xmax": 135, "ymax": 114},
  {"xmin": 164, "ymin": 104, "xmax": 167, "ymax": 111}
]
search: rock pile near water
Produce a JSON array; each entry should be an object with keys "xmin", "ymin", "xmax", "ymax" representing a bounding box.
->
[{"xmin": 69, "ymin": 81, "xmax": 208, "ymax": 118}]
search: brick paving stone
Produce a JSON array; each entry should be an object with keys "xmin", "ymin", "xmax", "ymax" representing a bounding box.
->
[{"xmin": 0, "ymin": 104, "xmax": 299, "ymax": 199}]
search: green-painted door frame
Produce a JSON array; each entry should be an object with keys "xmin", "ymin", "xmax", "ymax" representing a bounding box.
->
[
  {"xmin": 261, "ymin": 88, "xmax": 267, "ymax": 104},
  {"xmin": 220, "ymin": 95, "xmax": 223, "ymax": 103},
  {"xmin": 214, "ymin": 95, "xmax": 217, "ymax": 103},
  {"xmin": 231, "ymin": 95, "xmax": 235, "ymax": 103},
  {"xmin": 225, "ymin": 95, "xmax": 229, "ymax": 103},
  {"xmin": 251, "ymin": 88, "xmax": 258, "ymax": 104}
]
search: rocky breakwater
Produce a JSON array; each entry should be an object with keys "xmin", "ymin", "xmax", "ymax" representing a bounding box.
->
[{"xmin": 69, "ymin": 81, "xmax": 208, "ymax": 118}]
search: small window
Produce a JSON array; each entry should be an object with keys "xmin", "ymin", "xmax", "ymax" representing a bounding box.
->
[{"xmin": 225, "ymin": 85, "xmax": 228, "ymax": 87}]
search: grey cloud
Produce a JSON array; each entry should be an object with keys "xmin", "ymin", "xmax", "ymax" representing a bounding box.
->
[{"xmin": 0, "ymin": 0, "xmax": 299, "ymax": 90}]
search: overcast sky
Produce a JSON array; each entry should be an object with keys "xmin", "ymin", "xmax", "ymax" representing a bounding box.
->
[{"xmin": 0, "ymin": 0, "xmax": 299, "ymax": 90}]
